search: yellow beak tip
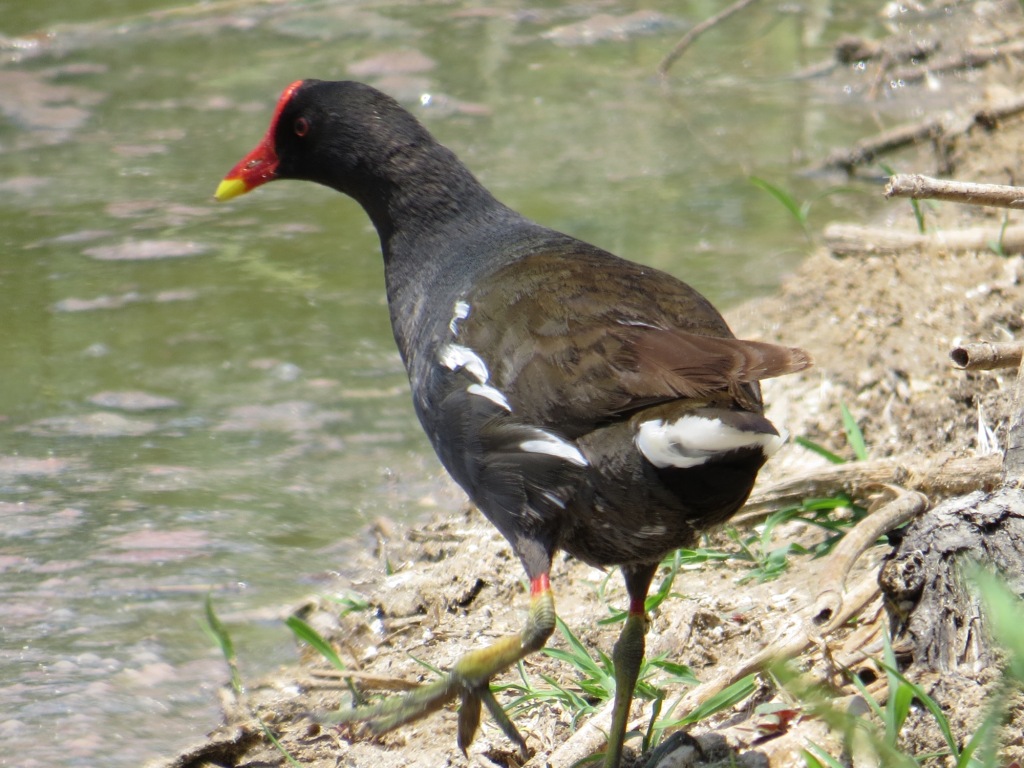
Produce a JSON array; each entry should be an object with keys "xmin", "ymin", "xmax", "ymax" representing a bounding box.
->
[{"xmin": 214, "ymin": 178, "xmax": 249, "ymax": 202}]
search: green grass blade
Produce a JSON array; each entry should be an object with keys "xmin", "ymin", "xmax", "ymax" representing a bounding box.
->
[
  {"xmin": 259, "ymin": 721, "xmax": 304, "ymax": 767},
  {"xmin": 956, "ymin": 702, "xmax": 1003, "ymax": 768},
  {"xmin": 327, "ymin": 593, "xmax": 371, "ymax": 616},
  {"xmin": 644, "ymin": 556, "xmax": 682, "ymax": 613},
  {"xmin": 802, "ymin": 741, "xmax": 846, "ymax": 768},
  {"xmin": 877, "ymin": 658, "xmax": 960, "ymax": 759},
  {"xmin": 760, "ymin": 506, "xmax": 802, "ymax": 538},
  {"xmin": 203, "ymin": 593, "xmax": 234, "ymax": 663},
  {"xmin": 750, "ymin": 175, "xmax": 808, "ymax": 228},
  {"xmin": 880, "ymin": 630, "xmax": 961, "ymax": 759},
  {"xmin": 794, "ymin": 436, "xmax": 847, "ymax": 464},
  {"xmin": 645, "ymin": 658, "xmax": 699, "ymax": 687},
  {"xmin": 543, "ymin": 648, "xmax": 608, "ymax": 688},
  {"xmin": 657, "ymin": 673, "xmax": 757, "ymax": 729},
  {"xmin": 910, "ymin": 198, "xmax": 926, "ymax": 233},
  {"xmin": 407, "ymin": 653, "xmax": 444, "ymax": 677},
  {"xmin": 880, "ymin": 163, "xmax": 926, "ymax": 233},
  {"xmin": 285, "ymin": 615, "xmax": 346, "ymax": 671},
  {"xmin": 846, "ymin": 667, "xmax": 885, "ymax": 721},
  {"xmin": 886, "ymin": 676, "xmax": 915, "ymax": 744},
  {"xmin": 204, "ymin": 596, "xmax": 302, "ymax": 765},
  {"xmin": 204, "ymin": 594, "xmax": 243, "ymax": 695},
  {"xmin": 799, "ymin": 495, "xmax": 855, "ymax": 512},
  {"xmin": 556, "ymin": 616, "xmax": 591, "ymax": 660},
  {"xmin": 643, "ymin": 696, "xmax": 664, "ymax": 753},
  {"xmin": 840, "ymin": 403, "xmax": 869, "ymax": 461},
  {"xmin": 548, "ymin": 617, "xmax": 613, "ymax": 690},
  {"xmin": 972, "ymin": 566, "xmax": 1024, "ymax": 682},
  {"xmin": 288, "ymin": 618, "xmax": 368, "ymax": 708}
]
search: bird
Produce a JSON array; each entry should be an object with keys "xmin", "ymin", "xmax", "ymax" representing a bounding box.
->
[{"xmin": 215, "ymin": 79, "xmax": 810, "ymax": 767}]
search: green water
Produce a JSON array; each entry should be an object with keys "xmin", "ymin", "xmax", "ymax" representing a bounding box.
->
[{"xmin": 0, "ymin": 1, "xmax": 901, "ymax": 765}]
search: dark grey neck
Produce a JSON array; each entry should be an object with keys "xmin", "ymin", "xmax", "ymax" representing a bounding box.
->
[
  {"xmin": 339, "ymin": 140, "xmax": 530, "ymax": 370},
  {"xmin": 353, "ymin": 142, "xmax": 508, "ymax": 257}
]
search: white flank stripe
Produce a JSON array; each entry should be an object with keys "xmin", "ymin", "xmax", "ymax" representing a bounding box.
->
[
  {"xmin": 616, "ymin": 318, "xmax": 661, "ymax": 329},
  {"xmin": 467, "ymin": 383, "xmax": 511, "ymax": 411},
  {"xmin": 520, "ymin": 430, "xmax": 589, "ymax": 467},
  {"xmin": 540, "ymin": 491, "xmax": 567, "ymax": 509},
  {"xmin": 439, "ymin": 343, "xmax": 489, "ymax": 384},
  {"xmin": 635, "ymin": 415, "xmax": 784, "ymax": 469},
  {"xmin": 449, "ymin": 300, "xmax": 471, "ymax": 334}
]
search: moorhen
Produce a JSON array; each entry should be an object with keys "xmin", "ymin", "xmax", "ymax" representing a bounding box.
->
[{"xmin": 216, "ymin": 80, "xmax": 810, "ymax": 767}]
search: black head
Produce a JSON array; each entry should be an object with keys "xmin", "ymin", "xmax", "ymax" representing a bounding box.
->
[
  {"xmin": 215, "ymin": 80, "xmax": 499, "ymax": 241},
  {"xmin": 216, "ymin": 79, "xmax": 438, "ymax": 202}
]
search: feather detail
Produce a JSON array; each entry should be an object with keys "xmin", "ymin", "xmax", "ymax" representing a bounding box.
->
[{"xmin": 621, "ymin": 327, "xmax": 811, "ymax": 411}]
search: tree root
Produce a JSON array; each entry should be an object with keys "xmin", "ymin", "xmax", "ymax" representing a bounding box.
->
[{"xmin": 737, "ymin": 452, "xmax": 1001, "ymax": 519}]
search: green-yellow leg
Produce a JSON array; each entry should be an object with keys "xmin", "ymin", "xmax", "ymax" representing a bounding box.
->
[
  {"xmin": 604, "ymin": 563, "xmax": 658, "ymax": 768},
  {"xmin": 332, "ymin": 574, "xmax": 556, "ymax": 759}
]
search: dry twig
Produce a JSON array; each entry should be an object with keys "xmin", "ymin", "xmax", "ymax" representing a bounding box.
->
[
  {"xmin": 950, "ymin": 342, "xmax": 1024, "ymax": 371},
  {"xmin": 824, "ymin": 222, "xmax": 1024, "ymax": 257},
  {"xmin": 821, "ymin": 95, "xmax": 1024, "ymax": 172},
  {"xmin": 885, "ymin": 174, "xmax": 1024, "ymax": 209},
  {"xmin": 822, "ymin": 117, "xmax": 952, "ymax": 172},
  {"xmin": 657, "ymin": 0, "xmax": 762, "ymax": 76},
  {"xmin": 888, "ymin": 39, "xmax": 1024, "ymax": 87}
]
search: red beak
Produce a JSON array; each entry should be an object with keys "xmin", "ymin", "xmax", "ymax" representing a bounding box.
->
[{"xmin": 214, "ymin": 80, "xmax": 304, "ymax": 201}]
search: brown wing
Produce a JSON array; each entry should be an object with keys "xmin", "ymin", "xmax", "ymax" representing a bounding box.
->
[
  {"xmin": 621, "ymin": 325, "xmax": 811, "ymax": 412},
  {"xmin": 458, "ymin": 244, "xmax": 811, "ymax": 433}
]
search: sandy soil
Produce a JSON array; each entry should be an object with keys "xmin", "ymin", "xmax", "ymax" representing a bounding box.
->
[{"xmin": 154, "ymin": 4, "xmax": 1024, "ymax": 767}]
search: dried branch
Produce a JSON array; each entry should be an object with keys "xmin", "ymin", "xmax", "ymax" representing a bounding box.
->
[
  {"xmin": 738, "ymin": 452, "xmax": 1001, "ymax": 520},
  {"xmin": 657, "ymin": 0, "xmax": 762, "ymax": 76},
  {"xmin": 811, "ymin": 489, "xmax": 927, "ymax": 625},
  {"xmin": 821, "ymin": 94, "xmax": 1024, "ymax": 172},
  {"xmin": 888, "ymin": 39, "xmax": 1024, "ymax": 86},
  {"xmin": 950, "ymin": 342, "xmax": 1024, "ymax": 371},
  {"xmin": 886, "ymin": 174, "xmax": 1024, "ymax": 209},
  {"xmin": 823, "ymin": 222, "xmax": 1024, "ymax": 257},
  {"xmin": 975, "ymin": 92, "xmax": 1024, "ymax": 128},
  {"xmin": 822, "ymin": 117, "xmax": 954, "ymax": 172}
]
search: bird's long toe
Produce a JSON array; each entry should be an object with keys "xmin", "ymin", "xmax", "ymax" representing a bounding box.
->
[
  {"xmin": 332, "ymin": 669, "xmax": 528, "ymax": 759},
  {"xmin": 332, "ymin": 673, "xmax": 458, "ymax": 734}
]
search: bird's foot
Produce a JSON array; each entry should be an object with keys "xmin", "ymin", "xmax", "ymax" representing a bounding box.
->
[
  {"xmin": 330, "ymin": 635, "xmax": 530, "ymax": 759},
  {"xmin": 332, "ymin": 583, "xmax": 556, "ymax": 759},
  {"xmin": 455, "ymin": 680, "xmax": 529, "ymax": 758}
]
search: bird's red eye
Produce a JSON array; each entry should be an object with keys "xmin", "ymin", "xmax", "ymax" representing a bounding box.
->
[{"xmin": 294, "ymin": 117, "xmax": 310, "ymax": 137}]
